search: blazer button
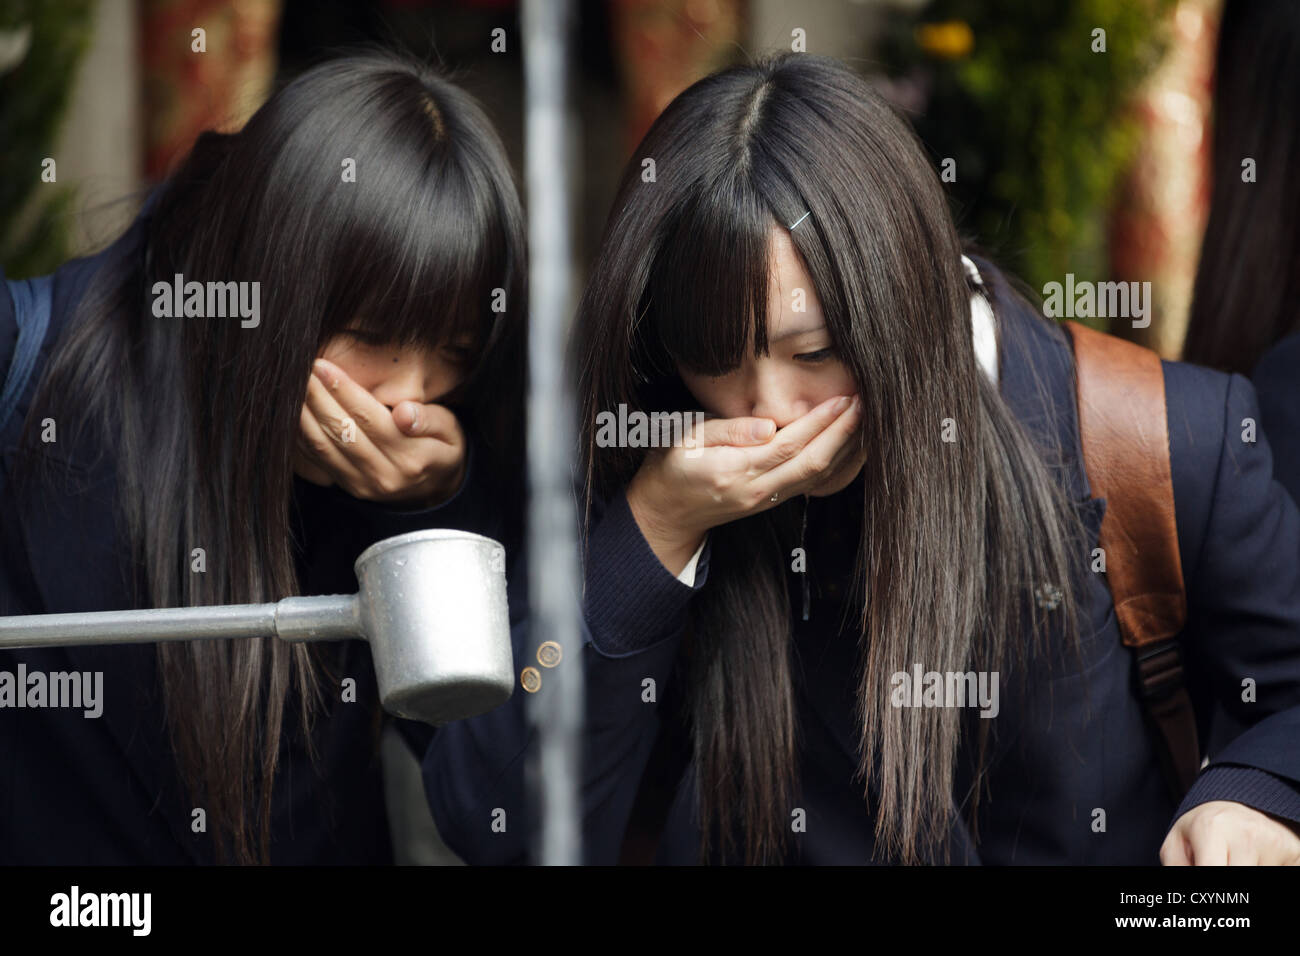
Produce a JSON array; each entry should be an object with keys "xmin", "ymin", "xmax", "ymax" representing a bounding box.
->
[
  {"xmin": 521, "ymin": 666, "xmax": 542, "ymax": 693},
  {"xmin": 537, "ymin": 641, "xmax": 563, "ymax": 668}
]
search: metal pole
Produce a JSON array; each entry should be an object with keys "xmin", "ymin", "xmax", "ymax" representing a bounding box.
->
[
  {"xmin": 522, "ymin": 0, "xmax": 583, "ymax": 865},
  {"xmin": 0, "ymin": 596, "xmax": 357, "ymax": 648}
]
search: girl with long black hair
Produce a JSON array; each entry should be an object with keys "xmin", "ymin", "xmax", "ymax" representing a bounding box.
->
[
  {"xmin": 1182, "ymin": 0, "xmax": 1300, "ymax": 506},
  {"xmin": 0, "ymin": 51, "xmax": 525, "ymax": 864},
  {"xmin": 426, "ymin": 53, "xmax": 1300, "ymax": 866}
]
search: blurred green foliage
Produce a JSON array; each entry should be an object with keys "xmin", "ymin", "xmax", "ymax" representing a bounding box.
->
[
  {"xmin": 0, "ymin": 0, "xmax": 95, "ymax": 279},
  {"xmin": 879, "ymin": 0, "xmax": 1176, "ymax": 297}
]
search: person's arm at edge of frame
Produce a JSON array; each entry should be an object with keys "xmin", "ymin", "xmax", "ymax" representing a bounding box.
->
[{"xmin": 1163, "ymin": 362, "xmax": 1300, "ymax": 840}]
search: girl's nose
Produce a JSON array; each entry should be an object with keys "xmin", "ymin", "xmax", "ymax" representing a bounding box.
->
[
  {"xmin": 370, "ymin": 358, "xmax": 437, "ymax": 409},
  {"xmin": 749, "ymin": 369, "xmax": 813, "ymax": 428},
  {"xmin": 751, "ymin": 397, "xmax": 812, "ymax": 430}
]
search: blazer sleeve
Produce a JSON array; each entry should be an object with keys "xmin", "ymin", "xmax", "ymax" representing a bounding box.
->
[
  {"xmin": 1164, "ymin": 362, "xmax": 1300, "ymax": 827},
  {"xmin": 419, "ymin": 488, "xmax": 708, "ymax": 864}
]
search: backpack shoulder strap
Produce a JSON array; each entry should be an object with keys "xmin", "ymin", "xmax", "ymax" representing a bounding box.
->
[
  {"xmin": 0, "ymin": 275, "xmax": 54, "ymax": 439},
  {"xmin": 1064, "ymin": 320, "xmax": 1200, "ymax": 800}
]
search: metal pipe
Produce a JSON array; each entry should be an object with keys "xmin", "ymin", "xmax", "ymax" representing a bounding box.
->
[
  {"xmin": 522, "ymin": 0, "xmax": 583, "ymax": 866},
  {"xmin": 0, "ymin": 596, "xmax": 356, "ymax": 649}
]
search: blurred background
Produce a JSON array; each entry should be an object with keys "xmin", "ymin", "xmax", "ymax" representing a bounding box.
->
[
  {"xmin": 3, "ymin": 0, "xmax": 1222, "ymax": 358},
  {"xmin": 0, "ymin": 0, "xmax": 1231, "ymax": 862}
]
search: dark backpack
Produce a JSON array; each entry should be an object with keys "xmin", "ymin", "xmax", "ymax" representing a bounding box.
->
[{"xmin": 0, "ymin": 275, "xmax": 54, "ymax": 441}]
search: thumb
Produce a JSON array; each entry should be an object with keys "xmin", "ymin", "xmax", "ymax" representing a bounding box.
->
[{"xmin": 393, "ymin": 401, "xmax": 460, "ymax": 443}]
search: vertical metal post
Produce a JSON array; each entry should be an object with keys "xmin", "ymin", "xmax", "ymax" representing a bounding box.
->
[{"xmin": 521, "ymin": 0, "xmax": 582, "ymax": 865}]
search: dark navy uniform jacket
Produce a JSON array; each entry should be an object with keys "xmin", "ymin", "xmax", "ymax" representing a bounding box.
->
[
  {"xmin": 0, "ymin": 213, "xmax": 505, "ymax": 864},
  {"xmin": 423, "ymin": 256, "xmax": 1300, "ymax": 865},
  {"xmin": 1253, "ymin": 331, "xmax": 1300, "ymax": 509}
]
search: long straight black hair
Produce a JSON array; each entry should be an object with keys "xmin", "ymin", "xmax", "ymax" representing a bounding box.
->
[
  {"xmin": 15, "ymin": 51, "xmax": 526, "ymax": 863},
  {"xmin": 1182, "ymin": 0, "xmax": 1300, "ymax": 373},
  {"xmin": 576, "ymin": 54, "xmax": 1086, "ymax": 865}
]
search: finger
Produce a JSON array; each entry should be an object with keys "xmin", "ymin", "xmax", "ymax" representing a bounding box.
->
[
  {"xmin": 393, "ymin": 401, "xmax": 461, "ymax": 444},
  {"xmin": 1257, "ymin": 814, "xmax": 1300, "ymax": 864},
  {"xmin": 746, "ymin": 395, "xmax": 855, "ymax": 473},
  {"xmin": 304, "ymin": 373, "xmax": 386, "ymax": 463},
  {"xmin": 756, "ymin": 396, "xmax": 862, "ymax": 494},
  {"xmin": 803, "ymin": 433, "xmax": 870, "ymax": 496},
  {"xmin": 761, "ymin": 432, "xmax": 862, "ymax": 508},
  {"xmin": 687, "ymin": 415, "xmax": 778, "ymax": 449},
  {"xmin": 1229, "ymin": 838, "xmax": 1258, "ymax": 866},
  {"xmin": 312, "ymin": 358, "xmax": 404, "ymax": 443},
  {"xmin": 1186, "ymin": 826, "xmax": 1229, "ymax": 866},
  {"xmin": 1159, "ymin": 829, "xmax": 1192, "ymax": 866},
  {"xmin": 297, "ymin": 405, "xmax": 368, "ymax": 487}
]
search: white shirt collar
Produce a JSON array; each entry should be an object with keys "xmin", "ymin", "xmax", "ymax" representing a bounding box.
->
[{"xmin": 963, "ymin": 254, "xmax": 999, "ymax": 386}]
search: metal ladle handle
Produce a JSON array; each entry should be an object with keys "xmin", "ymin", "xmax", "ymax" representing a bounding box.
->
[{"xmin": 0, "ymin": 595, "xmax": 359, "ymax": 649}]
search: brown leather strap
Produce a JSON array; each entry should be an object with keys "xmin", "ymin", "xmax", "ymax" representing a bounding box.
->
[{"xmin": 1065, "ymin": 320, "xmax": 1200, "ymax": 798}]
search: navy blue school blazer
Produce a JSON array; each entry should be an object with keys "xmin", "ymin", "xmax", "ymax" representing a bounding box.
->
[
  {"xmin": 1253, "ymin": 331, "xmax": 1300, "ymax": 509},
  {"xmin": 423, "ymin": 256, "xmax": 1300, "ymax": 865},
  {"xmin": 0, "ymin": 214, "xmax": 508, "ymax": 863}
]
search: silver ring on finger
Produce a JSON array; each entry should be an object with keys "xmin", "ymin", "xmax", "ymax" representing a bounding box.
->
[{"xmin": 770, "ymin": 493, "xmax": 779, "ymax": 502}]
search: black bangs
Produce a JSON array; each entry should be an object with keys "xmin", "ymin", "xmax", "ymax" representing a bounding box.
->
[
  {"xmin": 643, "ymin": 173, "xmax": 775, "ymax": 378},
  {"xmin": 318, "ymin": 80, "xmax": 514, "ymax": 365}
]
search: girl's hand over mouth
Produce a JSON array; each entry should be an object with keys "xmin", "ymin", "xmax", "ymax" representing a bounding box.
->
[{"xmin": 294, "ymin": 357, "xmax": 467, "ymax": 508}]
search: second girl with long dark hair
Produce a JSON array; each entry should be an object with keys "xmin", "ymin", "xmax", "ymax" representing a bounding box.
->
[
  {"xmin": 426, "ymin": 53, "xmax": 1300, "ymax": 866},
  {"xmin": 0, "ymin": 51, "xmax": 525, "ymax": 864}
]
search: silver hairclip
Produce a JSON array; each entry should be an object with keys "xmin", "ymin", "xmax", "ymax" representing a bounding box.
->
[{"xmin": 788, "ymin": 210, "xmax": 811, "ymax": 230}]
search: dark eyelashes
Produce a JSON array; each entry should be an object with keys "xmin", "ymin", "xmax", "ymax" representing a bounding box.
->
[
  {"xmin": 682, "ymin": 349, "xmax": 837, "ymax": 375},
  {"xmin": 342, "ymin": 329, "xmax": 478, "ymax": 364}
]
